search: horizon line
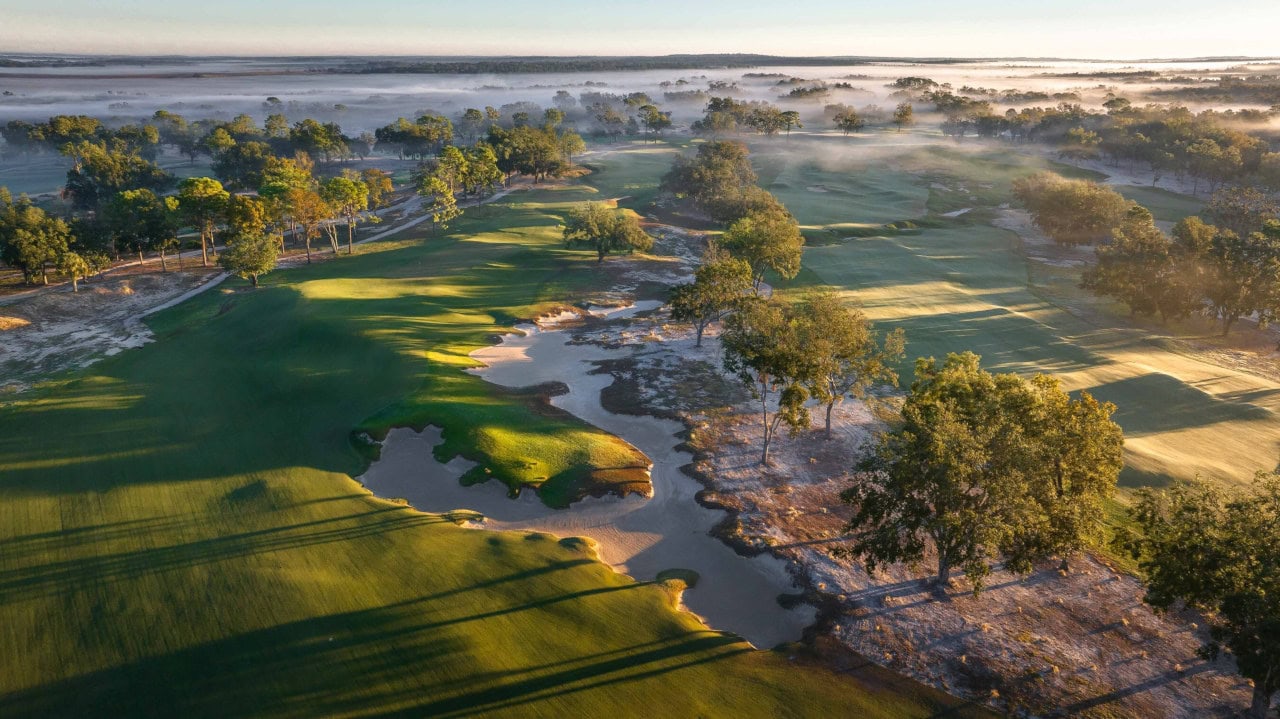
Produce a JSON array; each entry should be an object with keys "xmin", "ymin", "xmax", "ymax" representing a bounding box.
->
[{"xmin": 3, "ymin": 51, "xmax": 1280, "ymax": 64}]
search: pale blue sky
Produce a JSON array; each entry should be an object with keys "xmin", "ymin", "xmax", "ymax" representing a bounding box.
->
[{"xmin": 1, "ymin": 0, "xmax": 1276, "ymax": 59}]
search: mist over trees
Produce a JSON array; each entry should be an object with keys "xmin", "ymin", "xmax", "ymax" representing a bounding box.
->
[
  {"xmin": 881, "ymin": 78, "xmax": 1280, "ymax": 194},
  {"xmin": 1013, "ymin": 172, "xmax": 1135, "ymax": 246},
  {"xmin": 1067, "ymin": 187, "xmax": 1280, "ymax": 335},
  {"xmin": 0, "ymin": 87, "xmax": 619, "ymax": 289}
]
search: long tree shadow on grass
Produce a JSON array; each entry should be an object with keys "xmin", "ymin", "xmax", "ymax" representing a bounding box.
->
[
  {"xmin": 0, "ymin": 585, "xmax": 728, "ymax": 718},
  {"xmin": 1089, "ymin": 372, "xmax": 1273, "ymax": 437},
  {"xmin": 0, "ymin": 505, "xmax": 485, "ymax": 605}
]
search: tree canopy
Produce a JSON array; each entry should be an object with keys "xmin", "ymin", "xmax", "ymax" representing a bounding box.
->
[
  {"xmin": 177, "ymin": 177, "xmax": 230, "ymax": 267},
  {"xmin": 218, "ymin": 232, "xmax": 279, "ymax": 287},
  {"xmin": 1121, "ymin": 476, "xmax": 1280, "ymax": 719},
  {"xmin": 720, "ymin": 208, "xmax": 805, "ymax": 290},
  {"xmin": 1013, "ymin": 172, "xmax": 1135, "ymax": 246},
  {"xmin": 842, "ymin": 352, "xmax": 1123, "ymax": 591},
  {"xmin": 562, "ymin": 203, "xmax": 652, "ymax": 262},
  {"xmin": 721, "ymin": 297, "xmax": 812, "ymax": 465},
  {"xmin": 669, "ymin": 244, "xmax": 753, "ymax": 346},
  {"xmin": 1081, "ymin": 206, "xmax": 1201, "ymax": 323},
  {"xmin": 797, "ymin": 290, "xmax": 905, "ymax": 438}
]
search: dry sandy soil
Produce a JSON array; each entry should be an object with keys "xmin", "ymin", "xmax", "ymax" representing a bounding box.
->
[
  {"xmin": 589, "ymin": 303, "xmax": 1256, "ymax": 718},
  {"xmin": 0, "ymin": 268, "xmax": 222, "ymax": 393}
]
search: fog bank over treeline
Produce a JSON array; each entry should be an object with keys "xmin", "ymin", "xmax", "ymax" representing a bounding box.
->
[{"xmin": 2, "ymin": 56, "xmax": 1279, "ymax": 135}]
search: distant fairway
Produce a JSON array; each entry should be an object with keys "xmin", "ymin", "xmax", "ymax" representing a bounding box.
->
[
  {"xmin": 767, "ymin": 137, "xmax": 1279, "ymax": 490},
  {"xmin": 0, "ymin": 144, "xmax": 981, "ymax": 717}
]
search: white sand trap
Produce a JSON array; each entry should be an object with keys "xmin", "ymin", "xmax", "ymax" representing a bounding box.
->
[
  {"xmin": 586, "ymin": 299, "xmax": 663, "ymax": 320},
  {"xmin": 940, "ymin": 208, "xmax": 971, "ymax": 218},
  {"xmin": 359, "ymin": 315, "xmax": 815, "ymax": 648},
  {"xmin": 806, "ymin": 185, "xmax": 830, "ymax": 193}
]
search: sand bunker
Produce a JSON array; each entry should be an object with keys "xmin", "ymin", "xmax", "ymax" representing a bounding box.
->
[{"xmin": 359, "ymin": 307, "xmax": 815, "ymax": 648}]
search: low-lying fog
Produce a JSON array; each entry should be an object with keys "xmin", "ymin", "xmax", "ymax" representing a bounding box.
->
[{"xmin": 2, "ymin": 58, "xmax": 1277, "ymax": 134}]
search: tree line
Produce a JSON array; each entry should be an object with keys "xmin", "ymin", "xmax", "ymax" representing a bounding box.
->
[
  {"xmin": 660, "ymin": 140, "xmax": 901, "ymax": 462},
  {"xmin": 0, "ymin": 94, "xmax": 614, "ymax": 291},
  {"xmin": 1014, "ymin": 172, "xmax": 1280, "ymax": 335},
  {"xmin": 877, "ymin": 77, "xmax": 1280, "ymax": 194}
]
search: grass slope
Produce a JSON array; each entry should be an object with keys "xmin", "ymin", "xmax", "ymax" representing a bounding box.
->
[
  {"xmin": 767, "ymin": 138, "xmax": 1279, "ymax": 490},
  {"xmin": 0, "ymin": 148, "xmax": 982, "ymax": 717}
]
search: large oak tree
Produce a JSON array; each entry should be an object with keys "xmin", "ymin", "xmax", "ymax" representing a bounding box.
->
[{"xmin": 842, "ymin": 352, "xmax": 1123, "ymax": 591}]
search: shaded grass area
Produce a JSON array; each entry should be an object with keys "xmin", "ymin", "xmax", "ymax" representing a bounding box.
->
[
  {"xmin": 1113, "ymin": 184, "xmax": 1205, "ymax": 223},
  {"xmin": 769, "ymin": 142, "xmax": 1280, "ymax": 493},
  {"xmin": 0, "ymin": 149, "xmax": 985, "ymax": 717}
]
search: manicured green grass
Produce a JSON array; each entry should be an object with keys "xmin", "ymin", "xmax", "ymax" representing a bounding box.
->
[
  {"xmin": 777, "ymin": 148, "xmax": 1280, "ymax": 493},
  {"xmin": 752, "ymin": 145, "xmax": 931, "ymax": 230},
  {"xmin": 0, "ymin": 153, "xmax": 983, "ymax": 717},
  {"xmin": 1113, "ymin": 184, "xmax": 1205, "ymax": 223}
]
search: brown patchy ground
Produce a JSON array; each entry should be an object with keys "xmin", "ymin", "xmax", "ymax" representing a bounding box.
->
[
  {"xmin": 582, "ymin": 295, "xmax": 1256, "ymax": 717},
  {"xmin": 0, "ymin": 268, "xmax": 222, "ymax": 394}
]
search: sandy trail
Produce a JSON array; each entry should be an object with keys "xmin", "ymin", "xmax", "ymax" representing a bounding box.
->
[{"xmin": 359, "ymin": 304, "xmax": 817, "ymax": 649}]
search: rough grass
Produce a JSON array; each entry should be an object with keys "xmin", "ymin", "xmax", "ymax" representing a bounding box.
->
[
  {"xmin": 0, "ymin": 154, "xmax": 984, "ymax": 717},
  {"xmin": 770, "ymin": 143, "xmax": 1279, "ymax": 493}
]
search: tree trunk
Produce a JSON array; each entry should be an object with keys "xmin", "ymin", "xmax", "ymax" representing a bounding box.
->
[
  {"xmin": 759, "ymin": 385, "xmax": 773, "ymax": 466},
  {"xmin": 200, "ymin": 231, "xmax": 209, "ymax": 267},
  {"xmin": 825, "ymin": 401, "xmax": 836, "ymax": 439},
  {"xmin": 937, "ymin": 553, "xmax": 951, "ymax": 586},
  {"xmin": 159, "ymin": 248, "xmax": 167, "ymax": 272},
  {"xmin": 1248, "ymin": 687, "xmax": 1272, "ymax": 719},
  {"xmin": 251, "ymin": 274, "xmax": 259, "ymax": 288},
  {"xmin": 695, "ymin": 322, "xmax": 705, "ymax": 348},
  {"xmin": 347, "ymin": 220, "xmax": 355, "ymax": 255},
  {"xmin": 304, "ymin": 235, "xmax": 312, "ymax": 264},
  {"xmin": 137, "ymin": 249, "xmax": 144, "ymax": 265},
  {"xmin": 71, "ymin": 276, "xmax": 78, "ymax": 293},
  {"xmin": 1222, "ymin": 315, "xmax": 1236, "ymax": 337}
]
